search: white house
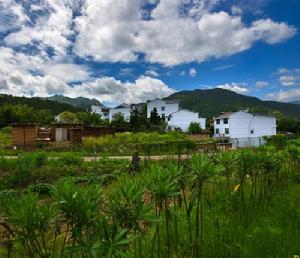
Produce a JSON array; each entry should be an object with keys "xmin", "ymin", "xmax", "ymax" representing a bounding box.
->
[
  {"xmin": 213, "ymin": 111, "xmax": 276, "ymax": 139},
  {"xmin": 168, "ymin": 109, "xmax": 206, "ymax": 132},
  {"xmin": 147, "ymin": 99, "xmax": 179, "ymax": 120},
  {"xmin": 109, "ymin": 103, "xmax": 131, "ymax": 122},
  {"xmin": 91, "ymin": 104, "xmax": 110, "ymax": 120}
]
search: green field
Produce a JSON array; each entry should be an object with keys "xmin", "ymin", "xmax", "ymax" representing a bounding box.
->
[{"xmin": 0, "ymin": 137, "xmax": 299, "ymax": 257}]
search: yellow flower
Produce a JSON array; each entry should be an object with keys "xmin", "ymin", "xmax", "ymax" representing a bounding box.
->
[{"xmin": 234, "ymin": 184, "xmax": 240, "ymax": 193}]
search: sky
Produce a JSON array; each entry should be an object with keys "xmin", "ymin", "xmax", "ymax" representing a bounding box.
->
[{"xmin": 0, "ymin": 0, "xmax": 300, "ymax": 106}]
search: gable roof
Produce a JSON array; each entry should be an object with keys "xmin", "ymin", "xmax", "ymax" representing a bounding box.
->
[{"xmin": 114, "ymin": 103, "xmax": 130, "ymax": 109}]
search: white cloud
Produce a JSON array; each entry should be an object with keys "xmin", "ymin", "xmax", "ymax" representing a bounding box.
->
[
  {"xmin": 145, "ymin": 69, "xmax": 159, "ymax": 77},
  {"xmin": 279, "ymin": 76, "xmax": 297, "ymax": 86},
  {"xmin": 3, "ymin": 0, "xmax": 74, "ymax": 58},
  {"xmin": 41, "ymin": 63, "xmax": 91, "ymax": 83},
  {"xmin": 276, "ymin": 68, "xmax": 300, "ymax": 86},
  {"xmin": 189, "ymin": 68, "xmax": 197, "ymax": 77},
  {"xmin": 73, "ymin": 1, "xmax": 296, "ymax": 66},
  {"xmin": 231, "ymin": 5, "xmax": 243, "ymax": 16},
  {"xmin": 70, "ymin": 76, "xmax": 176, "ymax": 105},
  {"xmin": 180, "ymin": 70, "xmax": 186, "ymax": 76},
  {"xmin": 213, "ymin": 64, "xmax": 235, "ymax": 71},
  {"xmin": 266, "ymin": 89, "xmax": 300, "ymax": 102},
  {"xmin": 216, "ymin": 83, "xmax": 250, "ymax": 94},
  {"xmin": 256, "ymin": 81, "xmax": 269, "ymax": 88}
]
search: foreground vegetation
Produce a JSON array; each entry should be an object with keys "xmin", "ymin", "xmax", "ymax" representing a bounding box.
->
[{"xmin": 0, "ymin": 138, "xmax": 299, "ymax": 257}]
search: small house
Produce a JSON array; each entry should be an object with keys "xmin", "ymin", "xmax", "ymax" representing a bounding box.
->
[
  {"xmin": 147, "ymin": 99, "xmax": 179, "ymax": 120},
  {"xmin": 213, "ymin": 111, "xmax": 276, "ymax": 138},
  {"xmin": 109, "ymin": 103, "xmax": 131, "ymax": 122},
  {"xmin": 91, "ymin": 104, "xmax": 110, "ymax": 120},
  {"xmin": 167, "ymin": 109, "xmax": 206, "ymax": 132}
]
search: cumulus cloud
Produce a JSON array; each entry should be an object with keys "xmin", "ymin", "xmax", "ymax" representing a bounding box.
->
[
  {"xmin": 3, "ymin": 0, "xmax": 75, "ymax": 58},
  {"xmin": 216, "ymin": 83, "xmax": 250, "ymax": 94},
  {"xmin": 73, "ymin": 1, "xmax": 296, "ymax": 66},
  {"xmin": 71, "ymin": 76, "xmax": 176, "ymax": 104},
  {"xmin": 231, "ymin": 5, "xmax": 243, "ymax": 16},
  {"xmin": 0, "ymin": 0, "xmax": 297, "ymax": 102},
  {"xmin": 256, "ymin": 81, "xmax": 269, "ymax": 88},
  {"xmin": 266, "ymin": 89, "xmax": 300, "ymax": 102},
  {"xmin": 189, "ymin": 68, "xmax": 197, "ymax": 77}
]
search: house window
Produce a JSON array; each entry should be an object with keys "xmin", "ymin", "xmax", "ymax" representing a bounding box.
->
[
  {"xmin": 161, "ymin": 114, "xmax": 165, "ymax": 119},
  {"xmin": 251, "ymin": 130, "xmax": 254, "ymax": 134},
  {"xmin": 223, "ymin": 118, "xmax": 228, "ymax": 124},
  {"xmin": 225, "ymin": 128, "xmax": 229, "ymax": 134},
  {"xmin": 161, "ymin": 106, "xmax": 165, "ymax": 111},
  {"xmin": 216, "ymin": 128, "xmax": 220, "ymax": 134},
  {"xmin": 216, "ymin": 119, "xmax": 220, "ymax": 124}
]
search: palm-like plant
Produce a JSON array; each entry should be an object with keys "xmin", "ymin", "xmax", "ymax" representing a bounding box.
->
[
  {"xmin": 188, "ymin": 154, "xmax": 223, "ymax": 258},
  {"xmin": 215, "ymin": 151, "xmax": 238, "ymax": 195},
  {"xmin": 0, "ymin": 192, "xmax": 55, "ymax": 257},
  {"xmin": 146, "ymin": 164, "xmax": 180, "ymax": 258},
  {"xmin": 51, "ymin": 179, "xmax": 101, "ymax": 257},
  {"xmin": 108, "ymin": 176, "xmax": 153, "ymax": 257}
]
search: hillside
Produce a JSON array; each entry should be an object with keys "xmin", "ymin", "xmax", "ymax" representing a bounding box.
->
[
  {"xmin": 291, "ymin": 100, "xmax": 300, "ymax": 105},
  {"xmin": 165, "ymin": 88, "xmax": 300, "ymax": 118},
  {"xmin": 44, "ymin": 95, "xmax": 100, "ymax": 110},
  {"xmin": 0, "ymin": 94, "xmax": 84, "ymax": 115}
]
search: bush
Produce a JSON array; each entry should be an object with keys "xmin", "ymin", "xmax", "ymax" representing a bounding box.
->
[
  {"xmin": 28, "ymin": 183, "xmax": 53, "ymax": 195},
  {"xmin": 188, "ymin": 122, "xmax": 202, "ymax": 134}
]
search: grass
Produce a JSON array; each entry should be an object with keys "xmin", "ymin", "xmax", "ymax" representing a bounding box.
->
[{"xmin": 0, "ymin": 140, "xmax": 299, "ymax": 257}]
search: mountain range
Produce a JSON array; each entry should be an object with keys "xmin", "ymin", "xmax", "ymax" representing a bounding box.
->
[
  {"xmin": 165, "ymin": 88, "xmax": 300, "ymax": 118},
  {"xmin": 44, "ymin": 95, "xmax": 100, "ymax": 110},
  {"xmin": 0, "ymin": 94, "xmax": 84, "ymax": 115},
  {"xmin": 1, "ymin": 89, "xmax": 300, "ymax": 119}
]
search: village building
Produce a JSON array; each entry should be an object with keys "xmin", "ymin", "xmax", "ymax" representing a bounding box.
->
[
  {"xmin": 213, "ymin": 111, "xmax": 276, "ymax": 147},
  {"xmin": 146, "ymin": 99, "xmax": 179, "ymax": 120},
  {"xmin": 167, "ymin": 109, "xmax": 206, "ymax": 132},
  {"xmin": 109, "ymin": 103, "xmax": 131, "ymax": 122},
  {"xmin": 91, "ymin": 104, "xmax": 110, "ymax": 120}
]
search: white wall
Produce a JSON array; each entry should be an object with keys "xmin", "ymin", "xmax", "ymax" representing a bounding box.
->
[
  {"xmin": 147, "ymin": 99, "xmax": 179, "ymax": 119},
  {"xmin": 91, "ymin": 105, "xmax": 110, "ymax": 120},
  {"xmin": 168, "ymin": 110, "xmax": 206, "ymax": 132},
  {"xmin": 109, "ymin": 107, "xmax": 131, "ymax": 122},
  {"xmin": 214, "ymin": 111, "xmax": 276, "ymax": 138}
]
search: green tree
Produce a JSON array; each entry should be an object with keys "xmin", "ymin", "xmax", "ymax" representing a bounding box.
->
[
  {"xmin": 58, "ymin": 111, "xmax": 78, "ymax": 123},
  {"xmin": 150, "ymin": 107, "xmax": 160, "ymax": 125},
  {"xmin": 110, "ymin": 113, "xmax": 129, "ymax": 131}
]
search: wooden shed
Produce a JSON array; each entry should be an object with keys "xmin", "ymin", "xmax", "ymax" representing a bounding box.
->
[
  {"xmin": 50, "ymin": 123, "xmax": 84, "ymax": 142},
  {"xmin": 83, "ymin": 126, "xmax": 115, "ymax": 138},
  {"xmin": 12, "ymin": 124, "xmax": 37, "ymax": 147}
]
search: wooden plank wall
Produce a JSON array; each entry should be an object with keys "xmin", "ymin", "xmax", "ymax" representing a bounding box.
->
[{"xmin": 12, "ymin": 126, "xmax": 37, "ymax": 147}]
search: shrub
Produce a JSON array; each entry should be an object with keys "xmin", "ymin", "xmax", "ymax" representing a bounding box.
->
[
  {"xmin": 28, "ymin": 183, "xmax": 53, "ymax": 195},
  {"xmin": 188, "ymin": 122, "xmax": 202, "ymax": 134}
]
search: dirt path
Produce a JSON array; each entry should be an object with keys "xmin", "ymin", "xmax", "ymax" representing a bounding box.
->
[{"xmin": 2, "ymin": 154, "xmax": 192, "ymax": 161}]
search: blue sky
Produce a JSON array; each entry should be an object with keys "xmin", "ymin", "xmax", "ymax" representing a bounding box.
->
[{"xmin": 0, "ymin": 0, "xmax": 299, "ymax": 106}]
